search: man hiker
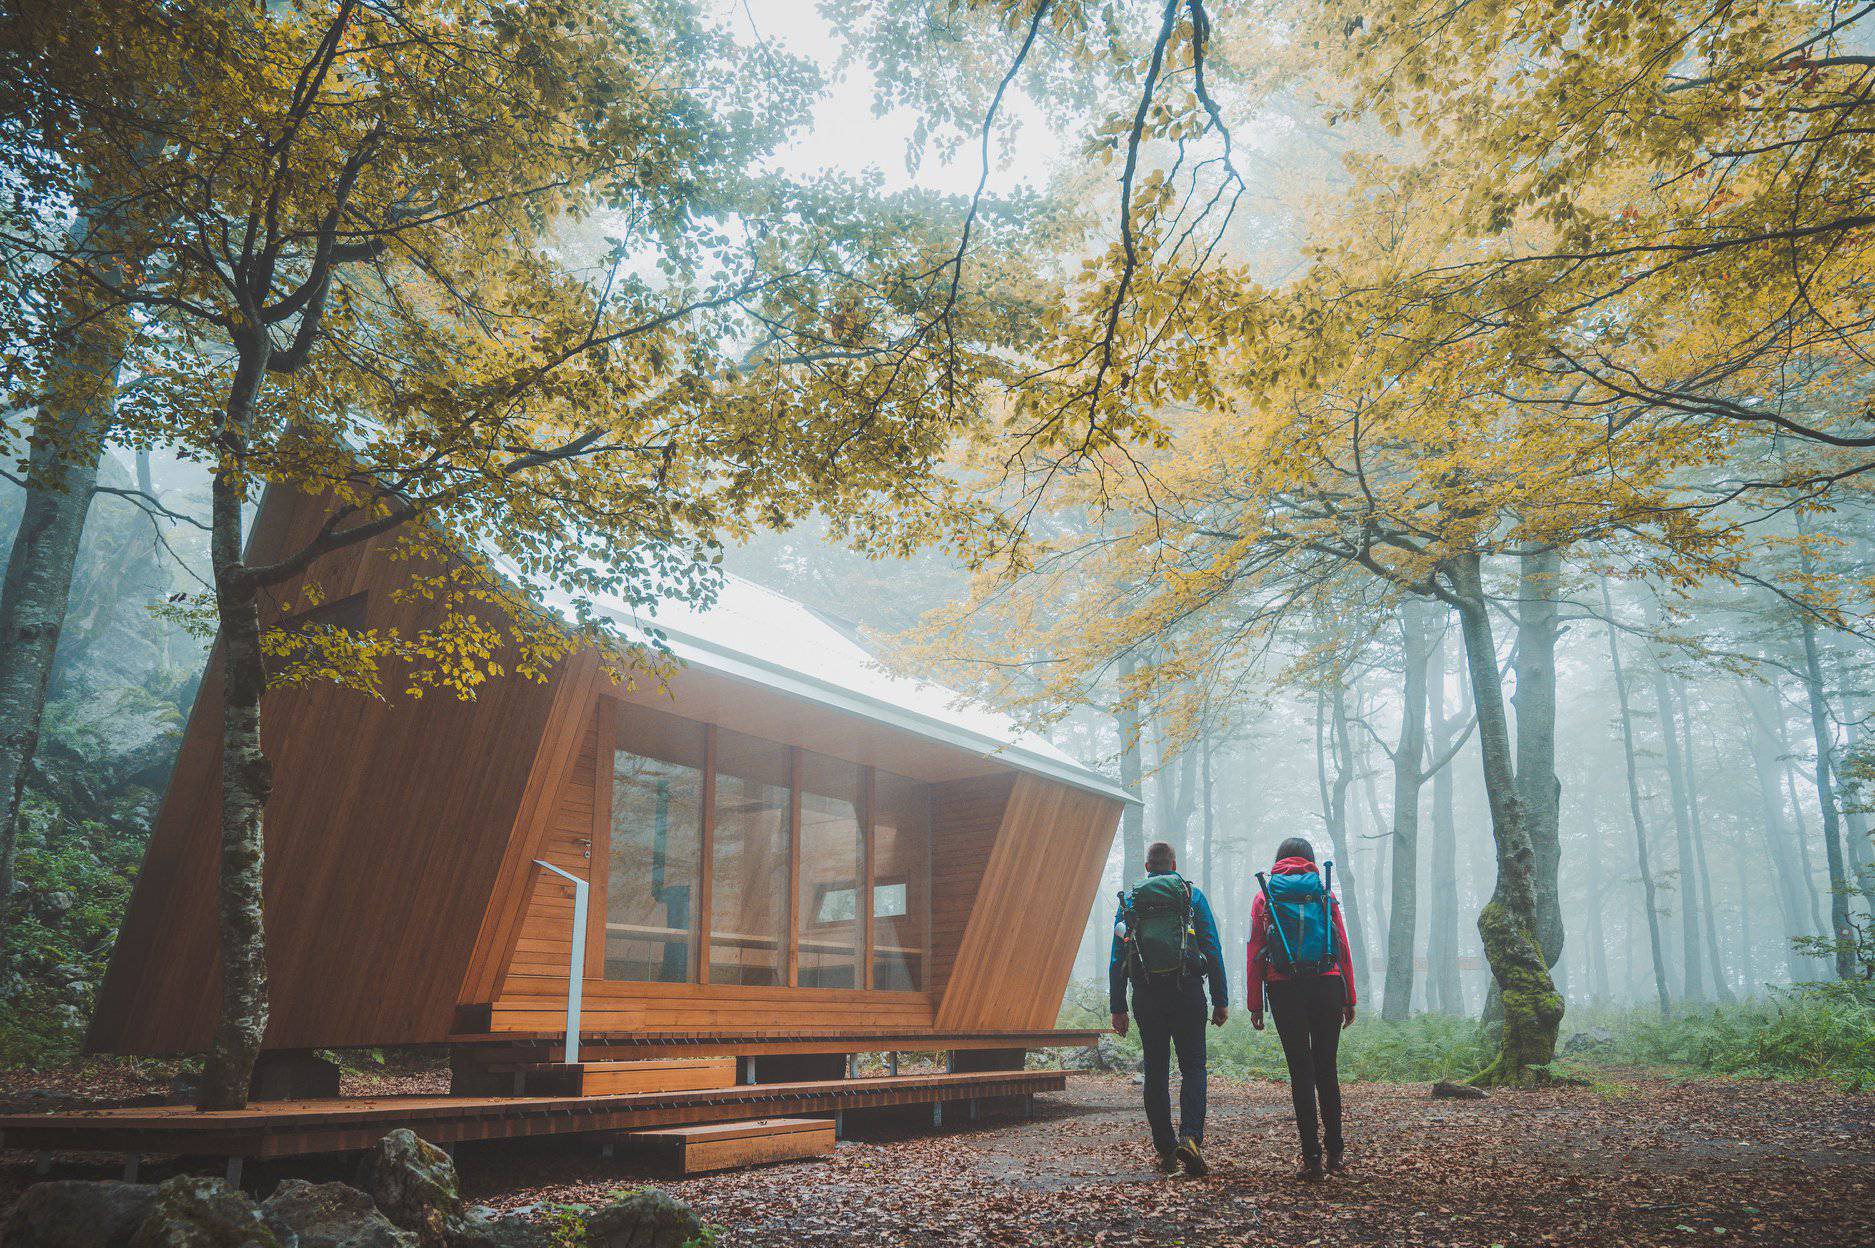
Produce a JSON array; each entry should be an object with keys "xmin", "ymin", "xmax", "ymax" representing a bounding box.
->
[{"xmin": 1109, "ymin": 839, "xmax": 1228, "ymax": 1176}]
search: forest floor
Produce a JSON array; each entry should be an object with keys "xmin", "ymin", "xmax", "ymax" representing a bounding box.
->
[{"xmin": 2, "ymin": 1070, "xmax": 1871, "ymax": 1246}]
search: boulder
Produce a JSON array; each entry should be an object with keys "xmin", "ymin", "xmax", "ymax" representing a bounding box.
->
[
  {"xmin": 262, "ymin": 1180, "xmax": 417, "ymax": 1248},
  {"xmin": 443, "ymin": 1212, "xmax": 549, "ymax": 1248},
  {"xmin": 1561, "ymin": 1026, "xmax": 1616, "ymax": 1055},
  {"xmin": 584, "ymin": 1191, "xmax": 704, "ymax": 1248},
  {"xmin": 354, "ymin": 1131, "xmax": 462, "ymax": 1247},
  {"xmin": 0, "ymin": 1180, "xmax": 157, "ymax": 1248},
  {"xmin": 127, "ymin": 1176, "xmax": 286, "ymax": 1248},
  {"xmin": 1063, "ymin": 1034, "xmax": 1136, "ymax": 1073}
]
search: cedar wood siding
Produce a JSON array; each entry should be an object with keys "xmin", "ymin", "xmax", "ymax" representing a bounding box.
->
[
  {"xmin": 86, "ymin": 485, "xmax": 595, "ymax": 1053},
  {"xmin": 87, "ymin": 487, "xmax": 1124, "ymax": 1052}
]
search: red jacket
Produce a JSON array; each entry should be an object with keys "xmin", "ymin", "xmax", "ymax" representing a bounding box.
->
[{"xmin": 1245, "ymin": 857, "xmax": 1357, "ymax": 1011}]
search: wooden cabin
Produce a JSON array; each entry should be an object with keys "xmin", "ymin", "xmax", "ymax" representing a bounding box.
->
[{"xmin": 14, "ymin": 486, "xmax": 1128, "ymax": 1170}]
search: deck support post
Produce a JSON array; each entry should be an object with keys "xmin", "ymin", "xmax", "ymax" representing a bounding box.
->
[
  {"xmin": 834, "ymin": 1111, "xmax": 845, "ymax": 1140},
  {"xmin": 121, "ymin": 1154, "xmax": 139, "ymax": 1183},
  {"xmin": 34, "ymin": 1152, "xmax": 51, "ymax": 1176},
  {"xmin": 225, "ymin": 1156, "xmax": 243, "ymax": 1188},
  {"xmin": 533, "ymin": 859, "xmax": 589, "ymax": 1064},
  {"xmin": 887, "ymin": 1052, "xmax": 898, "ymax": 1076}
]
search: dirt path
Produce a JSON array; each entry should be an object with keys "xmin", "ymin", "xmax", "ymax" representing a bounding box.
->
[
  {"xmin": 3, "ymin": 1071, "xmax": 1870, "ymax": 1244},
  {"xmin": 468, "ymin": 1073, "xmax": 1875, "ymax": 1246}
]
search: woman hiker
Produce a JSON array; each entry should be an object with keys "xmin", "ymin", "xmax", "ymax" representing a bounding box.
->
[{"xmin": 1245, "ymin": 836, "xmax": 1357, "ymax": 1182}]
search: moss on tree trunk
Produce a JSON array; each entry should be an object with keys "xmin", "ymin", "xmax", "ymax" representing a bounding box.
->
[{"xmin": 1448, "ymin": 553, "xmax": 1563, "ymax": 1086}]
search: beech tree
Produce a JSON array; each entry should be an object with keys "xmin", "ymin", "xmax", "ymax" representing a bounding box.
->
[{"xmin": 2, "ymin": 0, "xmax": 1036, "ymax": 1107}]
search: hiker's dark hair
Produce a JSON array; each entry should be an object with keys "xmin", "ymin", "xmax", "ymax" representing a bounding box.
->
[
  {"xmin": 1145, "ymin": 840, "xmax": 1178, "ymax": 872},
  {"xmin": 1275, "ymin": 837, "xmax": 1316, "ymax": 864}
]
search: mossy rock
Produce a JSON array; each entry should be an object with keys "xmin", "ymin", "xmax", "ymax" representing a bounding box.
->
[
  {"xmin": 126, "ymin": 1176, "xmax": 284, "ymax": 1248},
  {"xmin": 585, "ymin": 1191, "xmax": 704, "ymax": 1248},
  {"xmin": 0, "ymin": 1179, "xmax": 157, "ymax": 1248},
  {"xmin": 355, "ymin": 1130, "xmax": 463, "ymax": 1247}
]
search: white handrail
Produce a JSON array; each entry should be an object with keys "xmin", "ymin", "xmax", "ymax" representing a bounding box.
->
[{"xmin": 533, "ymin": 860, "xmax": 589, "ymax": 1065}]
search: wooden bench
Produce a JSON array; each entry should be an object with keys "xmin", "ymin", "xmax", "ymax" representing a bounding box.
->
[{"xmin": 619, "ymin": 1117, "xmax": 835, "ymax": 1174}]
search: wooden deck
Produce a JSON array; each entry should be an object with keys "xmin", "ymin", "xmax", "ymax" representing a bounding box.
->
[
  {"xmin": 0, "ymin": 1070, "xmax": 1066, "ymax": 1161},
  {"xmin": 446, "ymin": 1025, "xmax": 1103, "ymax": 1059}
]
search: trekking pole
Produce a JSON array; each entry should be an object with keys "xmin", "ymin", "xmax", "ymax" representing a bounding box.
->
[
  {"xmin": 1255, "ymin": 870, "xmax": 1302, "ymax": 970},
  {"xmin": 1320, "ymin": 860, "xmax": 1337, "ymax": 963}
]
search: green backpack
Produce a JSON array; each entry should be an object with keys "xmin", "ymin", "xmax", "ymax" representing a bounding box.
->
[{"xmin": 1120, "ymin": 873, "xmax": 1196, "ymax": 980}]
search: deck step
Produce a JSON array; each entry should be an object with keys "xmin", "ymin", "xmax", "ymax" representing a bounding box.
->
[
  {"xmin": 620, "ymin": 1117, "xmax": 835, "ymax": 1174},
  {"xmin": 516, "ymin": 1058, "xmax": 738, "ymax": 1097}
]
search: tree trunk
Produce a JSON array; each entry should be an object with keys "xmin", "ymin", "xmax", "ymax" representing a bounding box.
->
[
  {"xmin": 0, "ymin": 257, "xmax": 135, "ymax": 954},
  {"xmin": 1601, "ymin": 578, "xmax": 1672, "ymax": 1014},
  {"xmin": 1382, "ymin": 602, "xmax": 1434, "ymax": 1021},
  {"xmin": 1732, "ymin": 832, "xmax": 1754, "ymax": 993},
  {"xmin": 1741, "ymin": 681, "xmax": 1818, "ymax": 982},
  {"xmin": 0, "ymin": 415, "xmax": 108, "ymax": 951},
  {"xmin": 1650, "ymin": 662, "xmax": 1705, "ymax": 1003},
  {"xmin": 1584, "ymin": 817, "xmax": 1611, "ymax": 1003},
  {"xmin": 1118, "ymin": 655, "xmax": 1145, "ymax": 886},
  {"xmin": 1771, "ymin": 700, "xmax": 1831, "ymax": 940},
  {"xmin": 1839, "ymin": 690, "xmax": 1875, "ymax": 919},
  {"xmin": 1200, "ymin": 724, "xmax": 1215, "ymax": 899},
  {"xmin": 1317, "ymin": 682, "xmax": 1372, "ymax": 1005},
  {"xmin": 1676, "ymin": 680, "xmax": 1735, "ymax": 1003},
  {"xmin": 1358, "ymin": 741, "xmax": 1390, "ymax": 941},
  {"xmin": 1427, "ymin": 623, "xmax": 1464, "ymax": 1014},
  {"xmin": 1796, "ymin": 613, "xmax": 1855, "ymax": 979},
  {"xmin": 1448, "ymin": 554, "xmax": 1562, "ymax": 1084},
  {"xmin": 196, "ymin": 343, "xmax": 274, "ymax": 1112},
  {"xmin": 1513, "ymin": 547, "xmax": 1565, "ymax": 977}
]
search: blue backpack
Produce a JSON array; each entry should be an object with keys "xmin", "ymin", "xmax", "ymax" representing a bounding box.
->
[{"xmin": 1255, "ymin": 861, "xmax": 1338, "ymax": 976}]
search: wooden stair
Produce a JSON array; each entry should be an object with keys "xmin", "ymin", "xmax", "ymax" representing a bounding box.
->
[
  {"xmin": 619, "ymin": 1117, "xmax": 835, "ymax": 1174},
  {"xmin": 505, "ymin": 1058, "xmax": 737, "ymax": 1097}
]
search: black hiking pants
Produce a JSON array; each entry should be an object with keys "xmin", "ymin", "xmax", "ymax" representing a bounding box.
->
[
  {"xmin": 1266, "ymin": 975, "xmax": 1346, "ymax": 1162},
  {"xmin": 1133, "ymin": 974, "xmax": 1209, "ymax": 1154}
]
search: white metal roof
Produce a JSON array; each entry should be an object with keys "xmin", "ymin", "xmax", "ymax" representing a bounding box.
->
[{"xmin": 523, "ymin": 568, "xmax": 1132, "ymax": 804}]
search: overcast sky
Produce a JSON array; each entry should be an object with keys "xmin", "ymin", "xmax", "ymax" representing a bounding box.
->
[{"xmin": 722, "ymin": 0, "xmax": 1062, "ymax": 197}]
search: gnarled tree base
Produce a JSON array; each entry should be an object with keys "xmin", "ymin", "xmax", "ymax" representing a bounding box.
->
[{"xmin": 1471, "ymin": 899, "xmax": 1564, "ymax": 1089}]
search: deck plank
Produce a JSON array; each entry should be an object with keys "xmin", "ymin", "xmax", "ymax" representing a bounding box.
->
[{"xmin": 0, "ymin": 1070, "xmax": 1064, "ymax": 1160}]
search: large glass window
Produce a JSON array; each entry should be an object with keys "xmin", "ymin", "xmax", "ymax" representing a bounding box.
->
[
  {"xmin": 598, "ymin": 703, "xmax": 934, "ymax": 993},
  {"xmin": 709, "ymin": 730, "xmax": 792, "ymax": 985},
  {"xmin": 606, "ymin": 706, "xmax": 706, "ymax": 982},
  {"xmin": 797, "ymin": 753, "xmax": 864, "ymax": 989},
  {"xmin": 871, "ymin": 770, "xmax": 930, "ymax": 991}
]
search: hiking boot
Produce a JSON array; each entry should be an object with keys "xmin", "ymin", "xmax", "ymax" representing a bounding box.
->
[
  {"xmin": 1295, "ymin": 1156, "xmax": 1325, "ymax": 1183},
  {"xmin": 1176, "ymin": 1137, "xmax": 1209, "ymax": 1177},
  {"xmin": 1156, "ymin": 1148, "xmax": 1180, "ymax": 1174},
  {"xmin": 1326, "ymin": 1144, "xmax": 1347, "ymax": 1174}
]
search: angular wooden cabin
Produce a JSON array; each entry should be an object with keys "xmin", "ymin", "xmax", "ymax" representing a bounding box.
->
[{"xmin": 18, "ymin": 486, "xmax": 1128, "ymax": 1167}]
